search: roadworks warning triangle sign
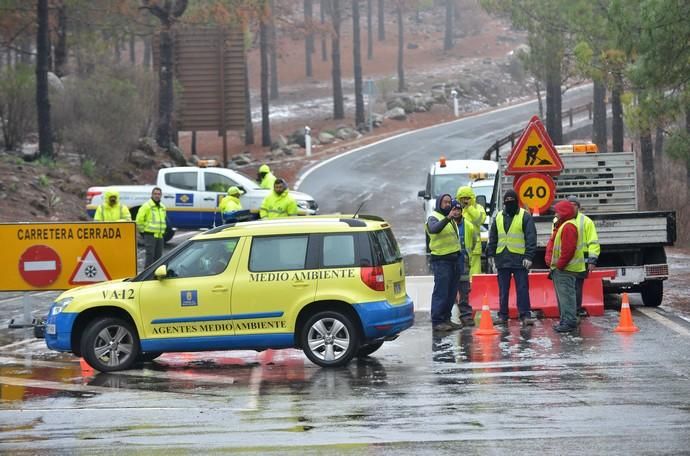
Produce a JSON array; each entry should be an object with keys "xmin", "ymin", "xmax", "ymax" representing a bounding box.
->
[
  {"xmin": 68, "ymin": 246, "xmax": 111, "ymax": 285},
  {"xmin": 506, "ymin": 115, "xmax": 564, "ymax": 175}
]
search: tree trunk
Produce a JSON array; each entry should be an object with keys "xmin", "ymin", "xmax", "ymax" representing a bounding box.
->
[
  {"xmin": 367, "ymin": 0, "xmax": 373, "ymax": 59},
  {"xmin": 639, "ymin": 128, "xmax": 658, "ymax": 208},
  {"xmin": 544, "ymin": 55, "xmax": 562, "ymax": 144},
  {"xmin": 47, "ymin": 28, "xmax": 53, "ymax": 73},
  {"xmin": 320, "ymin": 0, "xmax": 328, "ymax": 61},
  {"xmin": 260, "ymin": 18, "xmax": 271, "ymax": 146},
  {"xmin": 443, "ymin": 0, "xmax": 454, "ymax": 51},
  {"xmin": 143, "ymin": 35, "xmax": 152, "ymax": 68},
  {"xmin": 352, "ymin": 0, "xmax": 364, "ymax": 126},
  {"xmin": 396, "ymin": 4, "xmax": 404, "ymax": 92},
  {"xmin": 156, "ymin": 25, "xmax": 174, "ymax": 149},
  {"xmin": 269, "ymin": 0, "xmax": 279, "ymax": 100},
  {"xmin": 305, "ymin": 0, "xmax": 313, "ymax": 77},
  {"xmin": 535, "ymin": 80, "xmax": 543, "ymax": 118},
  {"xmin": 377, "ymin": 0, "xmax": 385, "ymax": 41},
  {"xmin": 244, "ymin": 61, "xmax": 254, "ymax": 145},
  {"xmin": 54, "ymin": 0, "xmax": 67, "ymax": 77},
  {"xmin": 653, "ymin": 126, "xmax": 663, "ymax": 162},
  {"xmin": 611, "ymin": 72, "xmax": 624, "ymax": 152},
  {"xmin": 129, "ymin": 33, "xmax": 136, "ymax": 64},
  {"xmin": 331, "ymin": 0, "xmax": 344, "ymax": 119},
  {"xmin": 36, "ymin": 0, "xmax": 54, "ymax": 159},
  {"xmin": 592, "ymin": 79, "xmax": 607, "ymax": 152},
  {"xmin": 114, "ymin": 34, "xmax": 122, "ymax": 63}
]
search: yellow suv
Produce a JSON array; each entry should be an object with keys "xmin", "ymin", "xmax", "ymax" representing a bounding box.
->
[{"xmin": 44, "ymin": 215, "xmax": 414, "ymax": 372}]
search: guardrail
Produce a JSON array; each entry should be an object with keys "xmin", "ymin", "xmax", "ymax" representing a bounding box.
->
[{"xmin": 482, "ymin": 103, "xmax": 593, "ymax": 160}]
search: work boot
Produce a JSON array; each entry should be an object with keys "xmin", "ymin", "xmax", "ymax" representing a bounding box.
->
[
  {"xmin": 576, "ymin": 308, "xmax": 589, "ymax": 317},
  {"xmin": 553, "ymin": 322, "xmax": 577, "ymax": 333},
  {"xmin": 448, "ymin": 320, "xmax": 463, "ymax": 330},
  {"xmin": 461, "ymin": 317, "xmax": 475, "ymax": 327},
  {"xmin": 520, "ymin": 316, "xmax": 535, "ymax": 327},
  {"xmin": 492, "ymin": 316, "xmax": 508, "ymax": 326},
  {"xmin": 432, "ymin": 322, "xmax": 457, "ymax": 332}
]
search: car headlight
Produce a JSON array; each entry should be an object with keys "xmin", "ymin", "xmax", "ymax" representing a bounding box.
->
[
  {"xmin": 51, "ymin": 297, "xmax": 74, "ymax": 315},
  {"xmin": 297, "ymin": 200, "xmax": 310, "ymax": 210}
]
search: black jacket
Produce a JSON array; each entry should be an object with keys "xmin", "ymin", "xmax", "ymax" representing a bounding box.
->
[{"xmin": 486, "ymin": 209, "xmax": 537, "ymax": 269}]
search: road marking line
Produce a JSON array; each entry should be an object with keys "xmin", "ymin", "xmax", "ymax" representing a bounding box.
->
[
  {"xmin": 0, "ymin": 375, "xmax": 115, "ymax": 394},
  {"xmin": 638, "ymin": 308, "xmax": 690, "ymax": 337}
]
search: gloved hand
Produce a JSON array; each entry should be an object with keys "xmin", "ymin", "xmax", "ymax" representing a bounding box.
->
[
  {"xmin": 587, "ymin": 262, "xmax": 596, "ymax": 272},
  {"xmin": 522, "ymin": 259, "xmax": 532, "ymax": 269},
  {"xmin": 487, "ymin": 257, "xmax": 495, "ymax": 272}
]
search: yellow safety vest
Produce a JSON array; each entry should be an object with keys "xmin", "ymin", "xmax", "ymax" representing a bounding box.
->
[
  {"xmin": 426, "ymin": 211, "xmax": 461, "ymax": 256},
  {"xmin": 462, "ymin": 203, "xmax": 486, "ymax": 255},
  {"xmin": 136, "ymin": 200, "xmax": 167, "ymax": 238},
  {"xmin": 551, "ymin": 219, "xmax": 586, "ymax": 272},
  {"xmin": 580, "ymin": 213, "xmax": 600, "ymax": 259},
  {"xmin": 496, "ymin": 209, "xmax": 525, "ymax": 254}
]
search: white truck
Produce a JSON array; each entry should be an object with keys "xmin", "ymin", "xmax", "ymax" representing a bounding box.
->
[
  {"xmin": 86, "ymin": 166, "xmax": 319, "ymax": 242},
  {"xmin": 496, "ymin": 145, "xmax": 676, "ymax": 307},
  {"xmin": 418, "ymin": 158, "xmax": 498, "ymax": 251}
]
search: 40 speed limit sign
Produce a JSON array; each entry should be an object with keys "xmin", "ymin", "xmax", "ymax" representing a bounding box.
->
[{"xmin": 513, "ymin": 172, "xmax": 556, "ymax": 215}]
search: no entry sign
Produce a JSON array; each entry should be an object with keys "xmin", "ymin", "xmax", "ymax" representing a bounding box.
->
[{"xmin": 19, "ymin": 245, "xmax": 62, "ymax": 287}]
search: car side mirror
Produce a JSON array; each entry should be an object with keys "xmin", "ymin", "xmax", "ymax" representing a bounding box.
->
[
  {"xmin": 417, "ymin": 190, "xmax": 430, "ymax": 199},
  {"xmin": 476, "ymin": 195, "xmax": 487, "ymax": 208},
  {"xmin": 154, "ymin": 265, "xmax": 168, "ymax": 279}
]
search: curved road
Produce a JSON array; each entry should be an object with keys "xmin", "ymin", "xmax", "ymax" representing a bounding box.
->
[{"xmin": 297, "ymin": 85, "xmax": 594, "ymax": 273}]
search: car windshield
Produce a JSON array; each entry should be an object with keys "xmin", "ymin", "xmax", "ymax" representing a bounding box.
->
[{"xmin": 432, "ymin": 174, "xmax": 472, "ymax": 198}]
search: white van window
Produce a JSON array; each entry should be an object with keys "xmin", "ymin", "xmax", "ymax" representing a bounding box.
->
[{"xmin": 165, "ymin": 171, "xmax": 198, "ymax": 191}]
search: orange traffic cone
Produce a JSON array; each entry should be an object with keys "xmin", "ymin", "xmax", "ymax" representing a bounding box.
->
[
  {"xmin": 614, "ymin": 292, "xmax": 639, "ymax": 332},
  {"xmin": 79, "ymin": 357, "xmax": 95, "ymax": 377},
  {"xmin": 475, "ymin": 294, "xmax": 500, "ymax": 336},
  {"xmin": 532, "ymin": 206, "xmax": 540, "ymax": 216}
]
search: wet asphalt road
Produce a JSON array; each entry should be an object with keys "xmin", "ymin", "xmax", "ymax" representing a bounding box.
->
[
  {"xmin": 2, "ymin": 87, "xmax": 690, "ymax": 453},
  {"xmin": 1, "ymin": 306, "xmax": 689, "ymax": 454}
]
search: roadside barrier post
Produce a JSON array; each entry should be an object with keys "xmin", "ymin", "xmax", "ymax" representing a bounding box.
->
[
  {"xmin": 451, "ymin": 89, "xmax": 459, "ymax": 117},
  {"xmin": 305, "ymin": 126, "xmax": 312, "ymax": 157}
]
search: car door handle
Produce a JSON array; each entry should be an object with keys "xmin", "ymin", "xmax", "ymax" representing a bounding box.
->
[
  {"xmin": 292, "ymin": 282, "xmax": 310, "ymax": 288},
  {"xmin": 203, "ymin": 197, "xmax": 215, "ymax": 201},
  {"xmin": 212, "ymin": 286, "xmax": 229, "ymax": 293}
]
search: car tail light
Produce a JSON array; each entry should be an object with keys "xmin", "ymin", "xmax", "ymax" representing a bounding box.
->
[
  {"xmin": 86, "ymin": 189, "xmax": 102, "ymax": 204},
  {"xmin": 360, "ymin": 266, "xmax": 385, "ymax": 291}
]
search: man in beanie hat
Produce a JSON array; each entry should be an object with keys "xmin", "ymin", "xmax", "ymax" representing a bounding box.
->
[{"xmin": 486, "ymin": 189, "xmax": 537, "ymax": 327}]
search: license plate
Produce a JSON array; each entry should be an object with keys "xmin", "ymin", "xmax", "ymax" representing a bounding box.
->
[
  {"xmin": 394, "ymin": 282, "xmax": 402, "ymax": 295},
  {"xmin": 46, "ymin": 324, "xmax": 56, "ymax": 335}
]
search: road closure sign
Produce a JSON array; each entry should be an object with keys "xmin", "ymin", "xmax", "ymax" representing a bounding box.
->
[{"xmin": 0, "ymin": 222, "xmax": 137, "ymax": 291}]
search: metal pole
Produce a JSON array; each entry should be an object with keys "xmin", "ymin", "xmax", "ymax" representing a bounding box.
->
[
  {"xmin": 305, "ymin": 126, "xmax": 312, "ymax": 157},
  {"xmin": 366, "ymin": 78, "xmax": 374, "ymax": 132},
  {"xmin": 451, "ymin": 89, "xmax": 459, "ymax": 117}
]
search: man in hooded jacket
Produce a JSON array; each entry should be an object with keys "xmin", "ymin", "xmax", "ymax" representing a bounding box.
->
[
  {"xmin": 260, "ymin": 178, "xmax": 299, "ymax": 219},
  {"xmin": 455, "ymin": 185, "xmax": 486, "ymax": 276},
  {"xmin": 219, "ymin": 186, "xmax": 243, "ymax": 223},
  {"xmin": 486, "ymin": 189, "xmax": 537, "ymax": 327},
  {"xmin": 546, "ymin": 200, "xmax": 584, "ymax": 332},
  {"xmin": 94, "ymin": 188, "xmax": 131, "ymax": 221},
  {"xmin": 257, "ymin": 164, "xmax": 277, "ymax": 190},
  {"xmin": 426, "ymin": 193, "xmax": 463, "ymax": 331}
]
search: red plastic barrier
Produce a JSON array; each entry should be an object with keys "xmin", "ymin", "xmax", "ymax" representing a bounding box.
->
[{"xmin": 469, "ymin": 269, "xmax": 616, "ymax": 318}]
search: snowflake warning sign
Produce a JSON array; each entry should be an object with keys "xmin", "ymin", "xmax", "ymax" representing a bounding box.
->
[{"xmin": 68, "ymin": 246, "xmax": 111, "ymax": 285}]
